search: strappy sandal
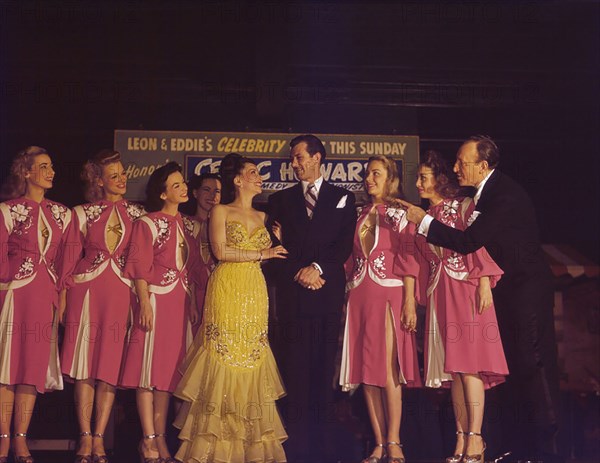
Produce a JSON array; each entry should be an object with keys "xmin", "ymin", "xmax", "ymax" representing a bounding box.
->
[
  {"xmin": 138, "ymin": 434, "xmax": 161, "ymax": 463},
  {"xmin": 92, "ymin": 433, "xmax": 108, "ymax": 463},
  {"xmin": 74, "ymin": 431, "xmax": 92, "ymax": 463},
  {"xmin": 12, "ymin": 433, "xmax": 34, "ymax": 463},
  {"xmin": 155, "ymin": 433, "xmax": 181, "ymax": 463},
  {"xmin": 463, "ymin": 432, "xmax": 486, "ymax": 463},
  {"xmin": 361, "ymin": 443, "xmax": 385, "ymax": 463},
  {"xmin": 0, "ymin": 433, "xmax": 9, "ymax": 463},
  {"xmin": 446, "ymin": 430, "xmax": 466, "ymax": 463},
  {"xmin": 386, "ymin": 441, "xmax": 405, "ymax": 463}
]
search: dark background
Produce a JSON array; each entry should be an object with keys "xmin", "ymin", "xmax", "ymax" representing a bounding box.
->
[
  {"xmin": 1, "ymin": 1, "xmax": 599, "ymax": 461},
  {"xmin": 1, "ymin": 0, "xmax": 598, "ymax": 261}
]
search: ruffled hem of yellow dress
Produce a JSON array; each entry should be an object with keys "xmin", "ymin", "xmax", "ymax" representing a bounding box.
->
[{"xmin": 174, "ymin": 342, "xmax": 287, "ymax": 463}]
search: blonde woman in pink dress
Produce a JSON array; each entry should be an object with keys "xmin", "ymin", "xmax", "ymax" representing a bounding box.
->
[
  {"xmin": 0, "ymin": 147, "xmax": 70, "ymax": 463},
  {"xmin": 60, "ymin": 149, "xmax": 145, "ymax": 463},
  {"xmin": 339, "ymin": 155, "xmax": 421, "ymax": 463},
  {"xmin": 119, "ymin": 162, "xmax": 200, "ymax": 463},
  {"xmin": 415, "ymin": 151, "xmax": 508, "ymax": 463}
]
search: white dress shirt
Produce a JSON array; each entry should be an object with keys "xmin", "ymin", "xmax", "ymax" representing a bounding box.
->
[{"xmin": 301, "ymin": 176, "xmax": 324, "ymax": 197}]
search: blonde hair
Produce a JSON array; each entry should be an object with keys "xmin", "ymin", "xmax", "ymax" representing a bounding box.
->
[
  {"xmin": 367, "ymin": 155, "xmax": 404, "ymax": 203},
  {"xmin": 81, "ymin": 149, "xmax": 121, "ymax": 202},
  {"xmin": 1, "ymin": 146, "xmax": 49, "ymax": 200}
]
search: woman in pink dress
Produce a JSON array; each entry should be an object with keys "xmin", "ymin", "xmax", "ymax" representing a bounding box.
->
[
  {"xmin": 415, "ymin": 151, "xmax": 508, "ymax": 463},
  {"xmin": 0, "ymin": 146, "xmax": 70, "ymax": 463},
  {"xmin": 120, "ymin": 161, "xmax": 199, "ymax": 463},
  {"xmin": 184, "ymin": 173, "xmax": 221, "ymax": 329},
  {"xmin": 60, "ymin": 149, "xmax": 145, "ymax": 463},
  {"xmin": 339, "ymin": 155, "xmax": 420, "ymax": 463}
]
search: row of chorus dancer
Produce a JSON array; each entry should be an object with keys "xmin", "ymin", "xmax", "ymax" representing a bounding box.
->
[
  {"xmin": 339, "ymin": 153, "xmax": 507, "ymax": 463},
  {"xmin": 63, "ymin": 156, "xmax": 202, "ymax": 463}
]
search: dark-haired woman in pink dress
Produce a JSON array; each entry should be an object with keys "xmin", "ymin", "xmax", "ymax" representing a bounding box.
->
[
  {"xmin": 120, "ymin": 162, "xmax": 199, "ymax": 463},
  {"xmin": 415, "ymin": 151, "xmax": 508, "ymax": 463}
]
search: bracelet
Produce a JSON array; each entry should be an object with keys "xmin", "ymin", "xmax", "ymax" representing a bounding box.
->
[{"xmin": 258, "ymin": 251, "xmax": 263, "ymax": 263}]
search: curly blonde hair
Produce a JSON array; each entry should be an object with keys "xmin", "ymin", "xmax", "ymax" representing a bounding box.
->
[
  {"xmin": 81, "ymin": 149, "xmax": 122, "ymax": 202},
  {"xmin": 1, "ymin": 146, "xmax": 49, "ymax": 200}
]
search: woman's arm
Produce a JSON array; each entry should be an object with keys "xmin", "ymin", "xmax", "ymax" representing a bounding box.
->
[
  {"xmin": 476, "ymin": 276, "xmax": 493, "ymax": 313},
  {"xmin": 401, "ymin": 275, "xmax": 417, "ymax": 332},
  {"xmin": 134, "ymin": 278, "xmax": 153, "ymax": 332}
]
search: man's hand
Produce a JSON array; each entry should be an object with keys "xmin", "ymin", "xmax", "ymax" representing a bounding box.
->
[
  {"xmin": 395, "ymin": 199, "xmax": 426, "ymax": 225},
  {"xmin": 294, "ymin": 265, "xmax": 326, "ymax": 290}
]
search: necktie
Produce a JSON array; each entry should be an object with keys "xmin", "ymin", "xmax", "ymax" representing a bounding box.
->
[{"xmin": 305, "ymin": 183, "xmax": 318, "ymax": 219}]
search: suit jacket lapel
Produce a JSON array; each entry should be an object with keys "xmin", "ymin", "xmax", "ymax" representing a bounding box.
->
[
  {"xmin": 476, "ymin": 169, "xmax": 500, "ymax": 211},
  {"xmin": 310, "ymin": 181, "xmax": 334, "ymax": 225},
  {"xmin": 290, "ymin": 183, "xmax": 310, "ymax": 226}
]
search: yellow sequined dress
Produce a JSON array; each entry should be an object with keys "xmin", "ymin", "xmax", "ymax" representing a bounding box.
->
[{"xmin": 174, "ymin": 221, "xmax": 287, "ymax": 463}]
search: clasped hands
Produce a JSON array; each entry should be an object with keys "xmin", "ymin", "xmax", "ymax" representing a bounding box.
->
[{"xmin": 294, "ymin": 265, "xmax": 325, "ymax": 291}]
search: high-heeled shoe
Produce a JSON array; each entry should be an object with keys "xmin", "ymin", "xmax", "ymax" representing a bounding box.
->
[
  {"xmin": 154, "ymin": 433, "xmax": 181, "ymax": 463},
  {"xmin": 74, "ymin": 431, "xmax": 92, "ymax": 463},
  {"xmin": 446, "ymin": 430, "xmax": 466, "ymax": 463},
  {"xmin": 0, "ymin": 433, "xmax": 9, "ymax": 463},
  {"xmin": 463, "ymin": 432, "xmax": 486, "ymax": 463},
  {"xmin": 138, "ymin": 434, "xmax": 161, "ymax": 463},
  {"xmin": 361, "ymin": 443, "xmax": 385, "ymax": 463},
  {"xmin": 12, "ymin": 433, "xmax": 34, "ymax": 463},
  {"xmin": 386, "ymin": 441, "xmax": 405, "ymax": 463},
  {"xmin": 91, "ymin": 433, "xmax": 108, "ymax": 463}
]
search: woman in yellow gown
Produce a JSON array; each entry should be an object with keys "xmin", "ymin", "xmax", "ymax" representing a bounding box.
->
[{"xmin": 175, "ymin": 153, "xmax": 288, "ymax": 463}]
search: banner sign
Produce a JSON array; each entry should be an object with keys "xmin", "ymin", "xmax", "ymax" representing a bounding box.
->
[{"xmin": 114, "ymin": 130, "xmax": 420, "ymax": 203}]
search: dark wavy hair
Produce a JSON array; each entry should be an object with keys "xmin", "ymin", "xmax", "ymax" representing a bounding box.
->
[
  {"xmin": 1, "ymin": 146, "xmax": 50, "ymax": 200},
  {"xmin": 145, "ymin": 161, "xmax": 182, "ymax": 212},
  {"xmin": 179, "ymin": 172, "xmax": 222, "ymax": 215},
  {"xmin": 420, "ymin": 150, "xmax": 461, "ymax": 199},
  {"xmin": 219, "ymin": 153, "xmax": 253, "ymax": 204},
  {"xmin": 81, "ymin": 149, "xmax": 122, "ymax": 202},
  {"xmin": 290, "ymin": 134, "xmax": 327, "ymax": 162}
]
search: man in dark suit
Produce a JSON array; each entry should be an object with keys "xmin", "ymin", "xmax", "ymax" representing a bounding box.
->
[
  {"xmin": 400, "ymin": 135, "xmax": 560, "ymax": 462},
  {"xmin": 268, "ymin": 134, "xmax": 356, "ymax": 462}
]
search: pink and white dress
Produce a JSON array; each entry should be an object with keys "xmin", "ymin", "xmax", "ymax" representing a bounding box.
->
[
  {"xmin": 0, "ymin": 197, "xmax": 71, "ymax": 393},
  {"xmin": 417, "ymin": 198, "xmax": 508, "ymax": 389},
  {"xmin": 339, "ymin": 203, "xmax": 421, "ymax": 391},
  {"xmin": 60, "ymin": 199, "xmax": 145, "ymax": 385},
  {"xmin": 119, "ymin": 212, "xmax": 200, "ymax": 392}
]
